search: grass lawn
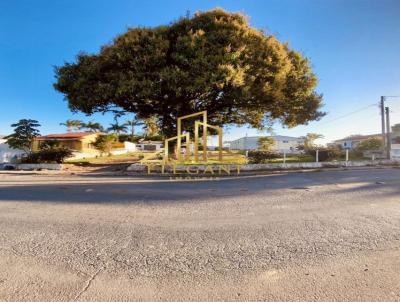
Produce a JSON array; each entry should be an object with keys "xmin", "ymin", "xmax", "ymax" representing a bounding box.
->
[
  {"xmin": 264, "ymin": 155, "xmax": 315, "ymax": 163},
  {"xmin": 65, "ymin": 152, "xmax": 143, "ymax": 164}
]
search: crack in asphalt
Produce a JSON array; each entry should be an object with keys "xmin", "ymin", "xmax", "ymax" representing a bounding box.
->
[{"xmin": 74, "ymin": 268, "xmax": 103, "ymax": 301}]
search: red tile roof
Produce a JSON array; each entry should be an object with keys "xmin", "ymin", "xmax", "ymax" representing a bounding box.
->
[{"xmin": 36, "ymin": 132, "xmax": 98, "ymax": 140}]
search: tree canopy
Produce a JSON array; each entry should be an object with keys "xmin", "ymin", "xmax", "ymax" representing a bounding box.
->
[
  {"xmin": 54, "ymin": 9, "xmax": 324, "ymax": 136},
  {"xmin": 6, "ymin": 119, "xmax": 41, "ymax": 153},
  {"xmin": 355, "ymin": 138, "xmax": 382, "ymax": 151},
  {"xmin": 303, "ymin": 133, "xmax": 324, "ymax": 149}
]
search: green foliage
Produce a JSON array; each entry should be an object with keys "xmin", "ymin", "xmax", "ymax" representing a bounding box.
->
[
  {"xmin": 107, "ymin": 122, "xmax": 128, "ymax": 134},
  {"xmin": 124, "ymin": 117, "xmax": 144, "ymax": 137},
  {"xmin": 355, "ymin": 138, "xmax": 382, "ymax": 151},
  {"xmin": 143, "ymin": 116, "xmax": 160, "ymax": 137},
  {"xmin": 21, "ymin": 148, "xmax": 72, "ymax": 164},
  {"xmin": 93, "ymin": 134, "xmax": 117, "ymax": 155},
  {"xmin": 143, "ymin": 134, "xmax": 164, "ymax": 141},
  {"xmin": 54, "ymin": 9, "xmax": 324, "ymax": 136},
  {"xmin": 39, "ymin": 140, "xmax": 62, "ymax": 150},
  {"xmin": 302, "ymin": 133, "xmax": 324, "ymax": 149},
  {"xmin": 60, "ymin": 119, "xmax": 83, "ymax": 132},
  {"xmin": 247, "ymin": 150, "xmax": 280, "ymax": 164},
  {"xmin": 6, "ymin": 119, "xmax": 41, "ymax": 153},
  {"xmin": 305, "ymin": 146, "xmax": 342, "ymax": 162},
  {"xmin": 82, "ymin": 121, "xmax": 104, "ymax": 132},
  {"xmin": 258, "ymin": 136, "xmax": 275, "ymax": 151}
]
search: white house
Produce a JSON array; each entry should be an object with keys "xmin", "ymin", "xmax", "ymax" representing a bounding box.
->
[
  {"xmin": 227, "ymin": 135, "xmax": 304, "ymax": 153},
  {"xmin": 0, "ymin": 136, "xmax": 25, "ymax": 163},
  {"xmin": 331, "ymin": 134, "xmax": 381, "ymax": 150},
  {"xmin": 136, "ymin": 140, "xmax": 163, "ymax": 151}
]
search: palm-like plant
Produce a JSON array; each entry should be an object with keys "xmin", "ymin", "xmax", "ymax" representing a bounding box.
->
[
  {"xmin": 107, "ymin": 122, "xmax": 128, "ymax": 135},
  {"xmin": 82, "ymin": 121, "xmax": 104, "ymax": 133},
  {"xmin": 60, "ymin": 119, "xmax": 83, "ymax": 132},
  {"xmin": 124, "ymin": 117, "xmax": 144, "ymax": 138}
]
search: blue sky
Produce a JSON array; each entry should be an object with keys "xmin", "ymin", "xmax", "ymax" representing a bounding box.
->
[{"xmin": 1, "ymin": 0, "xmax": 399, "ymax": 144}]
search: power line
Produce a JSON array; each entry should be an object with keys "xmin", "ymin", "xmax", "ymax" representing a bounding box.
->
[{"xmin": 312, "ymin": 103, "xmax": 377, "ymax": 127}]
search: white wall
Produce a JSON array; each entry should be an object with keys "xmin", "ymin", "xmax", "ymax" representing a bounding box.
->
[
  {"xmin": 228, "ymin": 136, "xmax": 303, "ymax": 153},
  {"xmin": 0, "ymin": 139, "xmax": 25, "ymax": 163},
  {"xmin": 391, "ymin": 144, "xmax": 400, "ymax": 158}
]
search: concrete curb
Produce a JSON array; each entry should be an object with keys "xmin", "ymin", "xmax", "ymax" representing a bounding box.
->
[{"xmin": 127, "ymin": 159, "xmax": 400, "ymax": 174}]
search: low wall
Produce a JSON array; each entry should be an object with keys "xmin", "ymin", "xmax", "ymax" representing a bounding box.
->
[
  {"xmin": 15, "ymin": 163, "xmax": 62, "ymax": 170},
  {"xmin": 127, "ymin": 159, "xmax": 400, "ymax": 173}
]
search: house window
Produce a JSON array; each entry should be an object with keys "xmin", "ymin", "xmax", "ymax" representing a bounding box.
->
[{"xmin": 282, "ymin": 140, "xmax": 289, "ymax": 143}]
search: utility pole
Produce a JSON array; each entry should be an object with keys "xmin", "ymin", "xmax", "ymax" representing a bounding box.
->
[
  {"xmin": 380, "ymin": 96, "xmax": 386, "ymax": 155},
  {"xmin": 385, "ymin": 107, "xmax": 391, "ymax": 159}
]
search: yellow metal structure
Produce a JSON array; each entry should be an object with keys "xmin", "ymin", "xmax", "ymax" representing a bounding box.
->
[{"xmin": 164, "ymin": 111, "xmax": 224, "ymax": 163}]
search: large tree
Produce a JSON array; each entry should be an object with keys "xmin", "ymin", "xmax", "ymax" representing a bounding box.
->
[
  {"xmin": 54, "ymin": 9, "xmax": 324, "ymax": 136},
  {"xmin": 6, "ymin": 119, "xmax": 41, "ymax": 153}
]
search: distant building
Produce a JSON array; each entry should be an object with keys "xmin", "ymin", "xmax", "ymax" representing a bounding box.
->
[
  {"xmin": 33, "ymin": 132, "xmax": 100, "ymax": 153},
  {"xmin": 390, "ymin": 124, "xmax": 400, "ymax": 159},
  {"xmin": 136, "ymin": 140, "xmax": 163, "ymax": 151},
  {"xmin": 330, "ymin": 134, "xmax": 381, "ymax": 150},
  {"xmin": 226, "ymin": 136, "xmax": 304, "ymax": 153}
]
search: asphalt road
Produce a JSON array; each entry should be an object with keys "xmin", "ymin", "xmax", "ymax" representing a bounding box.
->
[{"xmin": 0, "ymin": 168, "xmax": 400, "ymax": 301}]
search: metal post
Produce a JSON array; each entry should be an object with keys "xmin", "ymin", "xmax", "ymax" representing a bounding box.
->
[
  {"xmin": 283, "ymin": 152, "xmax": 286, "ymax": 164},
  {"xmin": 203, "ymin": 111, "xmax": 207, "ymax": 161},
  {"xmin": 381, "ymin": 96, "xmax": 386, "ymax": 155},
  {"xmin": 316, "ymin": 149, "xmax": 319, "ymax": 163},
  {"xmin": 218, "ymin": 128, "xmax": 223, "ymax": 162},
  {"xmin": 177, "ymin": 118, "xmax": 182, "ymax": 162},
  {"xmin": 386, "ymin": 106, "xmax": 391, "ymax": 159},
  {"xmin": 194, "ymin": 121, "xmax": 199, "ymax": 162},
  {"xmin": 345, "ymin": 149, "xmax": 349, "ymax": 162}
]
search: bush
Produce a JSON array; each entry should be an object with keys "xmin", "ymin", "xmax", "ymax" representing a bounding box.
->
[
  {"xmin": 306, "ymin": 146, "xmax": 342, "ymax": 162},
  {"xmin": 39, "ymin": 140, "xmax": 62, "ymax": 150},
  {"xmin": 247, "ymin": 150, "xmax": 280, "ymax": 164},
  {"xmin": 117, "ymin": 134, "xmax": 142, "ymax": 143},
  {"xmin": 21, "ymin": 148, "xmax": 72, "ymax": 164},
  {"xmin": 93, "ymin": 134, "xmax": 117, "ymax": 155}
]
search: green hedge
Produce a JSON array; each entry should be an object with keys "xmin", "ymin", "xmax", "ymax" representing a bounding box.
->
[
  {"xmin": 21, "ymin": 148, "xmax": 72, "ymax": 164},
  {"xmin": 247, "ymin": 150, "xmax": 280, "ymax": 164}
]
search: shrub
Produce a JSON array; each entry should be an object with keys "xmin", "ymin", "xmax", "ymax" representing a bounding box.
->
[
  {"xmin": 306, "ymin": 146, "xmax": 342, "ymax": 162},
  {"xmin": 21, "ymin": 148, "xmax": 72, "ymax": 164},
  {"xmin": 39, "ymin": 140, "xmax": 62, "ymax": 150},
  {"xmin": 93, "ymin": 134, "xmax": 117, "ymax": 156},
  {"xmin": 247, "ymin": 150, "xmax": 280, "ymax": 164}
]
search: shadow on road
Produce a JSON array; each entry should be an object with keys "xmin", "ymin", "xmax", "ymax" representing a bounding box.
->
[{"xmin": 0, "ymin": 168, "xmax": 400, "ymax": 204}]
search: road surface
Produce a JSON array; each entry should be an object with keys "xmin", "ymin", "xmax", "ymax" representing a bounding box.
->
[{"xmin": 0, "ymin": 168, "xmax": 400, "ymax": 301}]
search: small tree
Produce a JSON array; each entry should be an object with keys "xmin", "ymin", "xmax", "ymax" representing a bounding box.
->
[
  {"xmin": 258, "ymin": 136, "xmax": 275, "ymax": 151},
  {"xmin": 107, "ymin": 122, "xmax": 128, "ymax": 135},
  {"xmin": 303, "ymin": 133, "xmax": 324, "ymax": 149},
  {"xmin": 6, "ymin": 119, "xmax": 41, "ymax": 154},
  {"xmin": 93, "ymin": 134, "xmax": 117, "ymax": 156},
  {"xmin": 124, "ymin": 117, "xmax": 144, "ymax": 139},
  {"xmin": 355, "ymin": 138, "xmax": 382, "ymax": 151}
]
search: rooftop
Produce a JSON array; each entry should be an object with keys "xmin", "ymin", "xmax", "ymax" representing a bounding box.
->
[
  {"xmin": 36, "ymin": 132, "xmax": 98, "ymax": 141},
  {"xmin": 228, "ymin": 135, "xmax": 303, "ymax": 142},
  {"xmin": 333, "ymin": 134, "xmax": 381, "ymax": 142}
]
